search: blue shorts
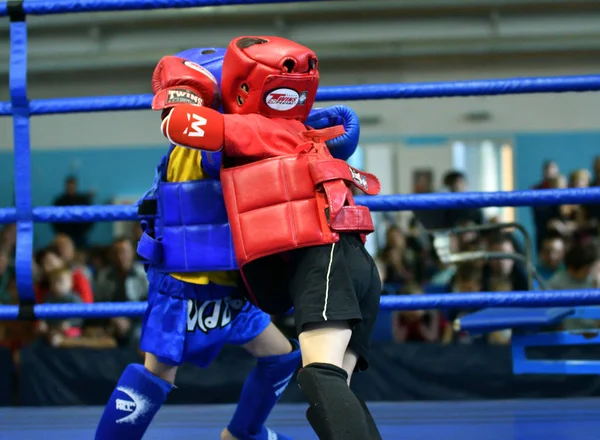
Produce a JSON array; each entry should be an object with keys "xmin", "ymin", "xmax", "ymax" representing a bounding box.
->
[{"xmin": 140, "ymin": 269, "xmax": 271, "ymax": 368}]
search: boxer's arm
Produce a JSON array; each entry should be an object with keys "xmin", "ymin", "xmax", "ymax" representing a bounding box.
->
[{"xmin": 160, "ymin": 104, "xmax": 225, "ymax": 152}]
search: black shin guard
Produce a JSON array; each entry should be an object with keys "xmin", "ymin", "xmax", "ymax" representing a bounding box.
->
[
  {"xmin": 297, "ymin": 363, "xmax": 372, "ymax": 440},
  {"xmin": 357, "ymin": 396, "xmax": 383, "ymax": 440}
]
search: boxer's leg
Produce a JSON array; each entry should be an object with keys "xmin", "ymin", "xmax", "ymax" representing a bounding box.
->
[
  {"xmin": 96, "ymin": 271, "xmax": 187, "ymax": 440},
  {"xmin": 296, "ymin": 323, "xmax": 373, "ymax": 440},
  {"xmin": 342, "ymin": 350, "xmax": 382, "ymax": 440},
  {"xmin": 289, "ymin": 235, "xmax": 382, "ymax": 440},
  {"xmin": 223, "ymin": 307, "xmax": 300, "ymax": 440},
  {"xmin": 95, "ymin": 353, "xmax": 176, "ymax": 440}
]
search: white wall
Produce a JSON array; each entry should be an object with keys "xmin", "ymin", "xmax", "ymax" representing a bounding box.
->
[{"xmin": 1, "ymin": 59, "xmax": 600, "ymax": 151}]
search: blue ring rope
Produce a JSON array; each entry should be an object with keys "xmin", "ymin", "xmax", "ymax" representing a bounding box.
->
[
  {"xmin": 0, "ymin": 0, "xmax": 328, "ymax": 16},
  {"xmin": 0, "ymin": 74, "xmax": 600, "ymax": 116},
  {"xmin": 1, "ymin": 290, "xmax": 600, "ymax": 319},
  {"xmin": 2, "ymin": 0, "xmax": 600, "ymax": 319},
  {"xmin": 0, "ymin": 187, "xmax": 599, "ymax": 225}
]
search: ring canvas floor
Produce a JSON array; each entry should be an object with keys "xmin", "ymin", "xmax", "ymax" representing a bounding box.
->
[{"xmin": 1, "ymin": 398, "xmax": 599, "ymax": 439}]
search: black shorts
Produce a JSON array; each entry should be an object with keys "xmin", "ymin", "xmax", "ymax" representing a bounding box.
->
[{"xmin": 242, "ymin": 234, "xmax": 382, "ymax": 371}]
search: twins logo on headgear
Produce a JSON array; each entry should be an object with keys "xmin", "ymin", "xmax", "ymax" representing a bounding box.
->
[{"xmin": 220, "ymin": 36, "xmax": 319, "ymax": 122}]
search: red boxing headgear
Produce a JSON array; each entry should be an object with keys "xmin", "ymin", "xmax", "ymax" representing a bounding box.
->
[{"xmin": 221, "ymin": 36, "xmax": 319, "ymax": 122}]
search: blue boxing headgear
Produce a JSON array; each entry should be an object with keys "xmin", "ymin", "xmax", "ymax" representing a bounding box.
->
[{"xmin": 175, "ymin": 48, "xmax": 226, "ymax": 180}]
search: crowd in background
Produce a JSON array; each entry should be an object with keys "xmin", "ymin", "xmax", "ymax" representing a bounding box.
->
[
  {"xmin": 1, "ymin": 156, "xmax": 600, "ymax": 361},
  {"xmin": 381, "ymin": 155, "xmax": 600, "ymax": 345}
]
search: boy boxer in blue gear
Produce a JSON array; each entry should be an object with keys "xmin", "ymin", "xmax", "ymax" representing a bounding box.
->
[
  {"xmin": 95, "ymin": 48, "xmax": 361, "ymax": 440},
  {"xmin": 96, "ymin": 48, "xmax": 297, "ymax": 440}
]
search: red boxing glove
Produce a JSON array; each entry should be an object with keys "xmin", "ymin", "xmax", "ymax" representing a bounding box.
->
[
  {"xmin": 160, "ymin": 104, "xmax": 225, "ymax": 152},
  {"xmin": 151, "ymin": 56, "xmax": 220, "ymax": 111}
]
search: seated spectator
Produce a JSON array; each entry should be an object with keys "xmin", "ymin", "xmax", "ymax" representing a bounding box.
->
[
  {"xmin": 0, "ymin": 224, "xmax": 16, "ymax": 256},
  {"xmin": 447, "ymin": 262, "xmax": 484, "ymax": 344},
  {"xmin": 532, "ymin": 175, "xmax": 569, "ymax": 250},
  {"xmin": 455, "ymin": 219, "xmax": 479, "ymax": 249},
  {"xmin": 38, "ymin": 267, "xmax": 84, "ymax": 347},
  {"xmin": 536, "ymin": 232, "xmax": 565, "ymax": 281},
  {"xmin": 459, "ymin": 236, "xmax": 486, "ymax": 271},
  {"xmin": 547, "ymin": 242, "xmax": 600, "ymax": 330},
  {"xmin": 450, "ymin": 262, "xmax": 483, "ymax": 294},
  {"xmin": 547, "ymin": 242, "xmax": 598, "ymax": 290},
  {"xmin": 95, "ymin": 237, "xmax": 148, "ymax": 346},
  {"xmin": 53, "ymin": 233, "xmax": 93, "ymax": 281},
  {"xmin": 593, "ymin": 156, "xmax": 600, "ymax": 187},
  {"xmin": 533, "ymin": 160, "xmax": 560, "ymax": 190},
  {"xmin": 88, "ymin": 246, "xmax": 110, "ymax": 281},
  {"xmin": 34, "ymin": 248, "xmax": 93, "ymax": 304},
  {"xmin": 486, "ymin": 279, "xmax": 513, "ymax": 345},
  {"xmin": 380, "ymin": 225, "xmax": 414, "ymax": 285},
  {"xmin": 570, "ymin": 169, "xmax": 591, "ymax": 189},
  {"xmin": 428, "ymin": 235, "xmax": 459, "ymax": 287},
  {"xmin": 0, "ymin": 249, "xmax": 13, "ymax": 304},
  {"xmin": 482, "ymin": 233, "xmax": 529, "ymax": 291},
  {"xmin": 392, "ymin": 283, "xmax": 452, "ymax": 343}
]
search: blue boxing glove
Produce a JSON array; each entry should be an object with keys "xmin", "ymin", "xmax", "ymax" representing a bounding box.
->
[{"xmin": 306, "ymin": 105, "xmax": 360, "ymax": 161}]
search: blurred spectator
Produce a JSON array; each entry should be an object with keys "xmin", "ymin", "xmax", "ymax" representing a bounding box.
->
[
  {"xmin": 451, "ymin": 262, "xmax": 483, "ymax": 294},
  {"xmin": 461, "ymin": 237, "xmax": 487, "ymax": 271},
  {"xmin": 88, "ymin": 246, "xmax": 110, "ymax": 281},
  {"xmin": 533, "ymin": 160, "xmax": 559, "ymax": 190},
  {"xmin": 446, "ymin": 262, "xmax": 483, "ymax": 344},
  {"xmin": 440, "ymin": 171, "xmax": 484, "ymax": 228},
  {"xmin": 592, "ymin": 156, "xmax": 600, "ymax": 187},
  {"xmin": 547, "ymin": 242, "xmax": 598, "ymax": 290},
  {"xmin": 486, "ymin": 279, "xmax": 512, "ymax": 345},
  {"xmin": 536, "ymin": 232, "xmax": 565, "ymax": 281},
  {"xmin": 392, "ymin": 283, "xmax": 452, "ymax": 344},
  {"xmin": 0, "ymin": 224, "xmax": 16, "ymax": 255},
  {"xmin": 569, "ymin": 169, "xmax": 591, "ymax": 189},
  {"xmin": 95, "ymin": 237, "xmax": 148, "ymax": 302},
  {"xmin": 532, "ymin": 175, "xmax": 571, "ymax": 250},
  {"xmin": 584, "ymin": 156, "xmax": 600, "ymax": 233},
  {"xmin": 94, "ymin": 237, "xmax": 148, "ymax": 346},
  {"xmin": 38, "ymin": 267, "xmax": 83, "ymax": 347},
  {"xmin": 53, "ymin": 233, "xmax": 93, "ymax": 281},
  {"xmin": 455, "ymin": 219, "xmax": 479, "ymax": 250},
  {"xmin": 0, "ymin": 249, "xmax": 13, "ymax": 304},
  {"xmin": 427, "ymin": 235, "xmax": 458, "ymax": 287},
  {"xmin": 51, "ymin": 176, "xmax": 94, "ymax": 248},
  {"xmin": 34, "ymin": 248, "xmax": 93, "ymax": 304},
  {"xmin": 565, "ymin": 169, "xmax": 600, "ymax": 244},
  {"xmin": 482, "ymin": 233, "xmax": 529, "ymax": 291},
  {"xmin": 380, "ymin": 226, "xmax": 414, "ymax": 285}
]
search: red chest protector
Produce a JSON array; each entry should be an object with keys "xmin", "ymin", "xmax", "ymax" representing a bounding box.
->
[{"xmin": 220, "ymin": 124, "xmax": 381, "ymax": 276}]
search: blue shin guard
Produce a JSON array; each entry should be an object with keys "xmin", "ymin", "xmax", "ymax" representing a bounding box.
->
[
  {"xmin": 95, "ymin": 364, "xmax": 173, "ymax": 440},
  {"xmin": 228, "ymin": 341, "xmax": 301, "ymax": 440}
]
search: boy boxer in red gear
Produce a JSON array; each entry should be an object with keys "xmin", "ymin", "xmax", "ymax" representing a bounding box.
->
[{"xmin": 152, "ymin": 36, "xmax": 383, "ymax": 440}]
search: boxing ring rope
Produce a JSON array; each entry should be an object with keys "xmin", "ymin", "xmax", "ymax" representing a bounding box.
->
[
  {"xmin": 3, "ymin": 0, "xmax": 600, "ymax": 320},
  {"xmin": 2, "ymin": 74, "xmax": 600, "ymax": 115}
]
